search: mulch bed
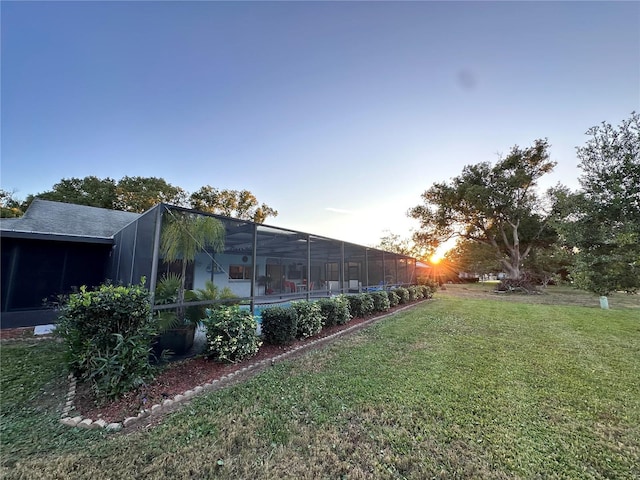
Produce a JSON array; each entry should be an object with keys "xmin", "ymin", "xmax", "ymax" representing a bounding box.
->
[
  {"xmin": 74, "ymin": 315, "xmax": 374, "ymax": 423},
  {"xmin": 1, "ymin": 302, "xmax": 423, "ymax": 425},
  {"xmin": 0, "ymin": 326, "xmax": 39, "ymax": 341}
]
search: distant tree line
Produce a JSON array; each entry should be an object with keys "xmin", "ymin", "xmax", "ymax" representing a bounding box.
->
[{"xmin": 0, "ymin": 176, "xmax": 278, "ymax": 224}]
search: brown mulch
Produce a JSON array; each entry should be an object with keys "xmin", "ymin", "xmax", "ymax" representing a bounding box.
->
[
  {"xmin": 70, "ymin": 314, "xmax": 380, "ymax": 424},
  {"xmin": 0, "ymin": 326, "xmax": 38, "ymax": 341},
  {"xmin": 1, "ymin": 302, "xmax": 423, "ymax": 425}
]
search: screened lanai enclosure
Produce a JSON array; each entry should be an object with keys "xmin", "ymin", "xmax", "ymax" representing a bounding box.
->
[
  {"xmin": 1, "ymin": 201, "xmax": 420, "ymax": 328},
  {"xmin": 111, "ymin": 204, "xmax": 418, "ymax": 313}
]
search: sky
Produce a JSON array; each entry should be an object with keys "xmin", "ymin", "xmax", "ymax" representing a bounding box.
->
[{"xmin": 2, "ymin": 1, "xmax": 639, "ymax": 252}]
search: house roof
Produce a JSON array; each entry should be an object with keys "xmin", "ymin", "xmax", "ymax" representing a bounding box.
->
[
  {"xmin": 1, "ymin": 200, "xmax": 419, "ymax": 264},
  {"xmin": 0, "ymin": 199, "xmax": 141, "ymax": 241}
]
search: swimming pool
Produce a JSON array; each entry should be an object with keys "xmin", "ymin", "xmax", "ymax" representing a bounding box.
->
[{"xmin": 239, "ymin": 302, "xmax": 292, "ymax": 334}]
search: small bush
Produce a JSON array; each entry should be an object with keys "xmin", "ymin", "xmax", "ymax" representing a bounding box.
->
[
  {"xmin": 82, "ymin": 331, "xmax": 156, "ymax": 400},
  {"xmin": 419, "ymin": 278, "xmax": 439, "ymax": 296},
  {"xmin": 333, "ymin": 295, "xmax": 352, "ymax": 325},
  {"xmin": 291, "ymin": 301, "xmax": 323, "ymax": 339},
  {"xmin": 261, "ymin": 306, "xmax": 298, "ymax": 345},
  {"xmin": 394, "ymin": 287, "xmax": 410, "ymax": 304},
  {"xmin": 387, "ymin": 290, "xmax": 400, "ymax": 307},
  {"xmin": 347, "ymin": 294, "xmax": 374, "ymax": 318},
  {"xmin": 317, "ymin": 298, "xmax": 338, "ymax": 328},
  {"xmin": 202, "ymin": 306, "xmax": 261, "ymax": 363},
  {"xmin": 318, "ymin": 296, "xmax": 352, "ymax": 327},
  {"xmin": 56, "ymin": 281, "xmax": 156, "ymax": 400},
  {"xmin": 408, "ymin": 285, "xmax": 423, "ymax": 301},
  {"xmin": 371, "ymin": 291, "xmax": 391, "ymax": 312}
]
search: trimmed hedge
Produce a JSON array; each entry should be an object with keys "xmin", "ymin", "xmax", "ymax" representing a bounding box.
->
[
  {"xmin": 407, "ymin": 285, "xmax": 423, "ymax": 301},
  {"xmin": 419, "ymin": 278, "xmax": 439, "ymax": 296},
  {"xmin": 261, "ymin": 306, "xmax": 298, "ymax": 345},
  {"xmin": 393, "ymin": 287, "xmax": 410, "ymax": 304},
  {"xmin": 317, "ymin": 295, "xmax": 352, "ymax": 327},
  {"xmin": 56, "ymin": 281, "xmax": 156, "ymax": 400},
  {"xmin": 346, "ymin": 293, "xmax": 374, "ymax": 318},
  {"xmin": 370, "ymin": 291, "xmax": 391, "ymax": 312},
  {"xmin": 387, "ymin": 290, "xmax": 400, "ymax": 307},
  {"xmin": 202, "ymin": 306, "xmax": 261, "ymax": 363},
  {"xmin": 291, "ymin": 300, "xmax": 323, "ymax": 339}
]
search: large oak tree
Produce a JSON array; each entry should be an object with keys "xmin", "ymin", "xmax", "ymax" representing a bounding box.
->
[
  {"xmin": 444, "ymin": 239, "xmax": 501, "ymax": 277},
  {"xmin": 409, "ymin": 139, "xmax": 558, "ymax": 279}
]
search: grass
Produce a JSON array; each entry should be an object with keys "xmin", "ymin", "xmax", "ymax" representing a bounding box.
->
[
  {"xmin": 440, "ymin": 282, "xmax": 640, "ymax": 309},
  {"xmin": 0, "ymin": 341, "xmax": 106, "ymax": 468},
  {"xmin": 2, "ymin": 288, "xmax": 639, "ymax": 479}
]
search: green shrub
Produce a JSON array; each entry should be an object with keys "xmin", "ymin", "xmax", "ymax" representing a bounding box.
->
[
  {"xmin": 420, "ymin": 285, "xmax": 432, "ymax": 299},
  {"xmin": 419, "ymin": 278, "xmax": 439, "ymax": 296},
  {"xmin": 56, "ymin": 281, "xmax": 156, "ymax": 400},
  {"xmin": 261, "ymin": 306, "xmax": 298, "ymax": 345},
  {"xmin": 202, "ymin": 306, "xmax": 261, "ymax": 363},
  {"xmin": 333, "ymin": 295, "xmax": 352, "ymax": 325},
  {"xmin": 407, "ymin": 285, "xmax": 416, "ymax": 301},
  {"xmin": 82, "ymin": 331, "xmax": 156, "ymax": 401},
  {"xmin": 408, "ymin": 285, "xmax": 423, "ymax": 301},
  {"xmin": 154, "ymin": 276, "xmax": 239, "ymax": 331},
  {"xmin": 387, "ymin": 290, "xmax": 400, "ymax": 307},
  {"xmin": 394, "ymin": 287, "xmax": 410, "ymax": 304},
  {"xmin": 317, "ymin": 295, "xmax": 352, "ymax": 327},
  {"xmin": 291, "ymin": 301, "xmax": 323, "ymax": 339},
  {"xmin": 317, "ymin": 298, "xmax": 338, "ymax": 328},
  {"xmin": 371, "ymin": 291, "xmax": 391, "ymax": 312},
  {"xmin": 347, "ymin": 293, "xmax": 374, "ymax": 318}
]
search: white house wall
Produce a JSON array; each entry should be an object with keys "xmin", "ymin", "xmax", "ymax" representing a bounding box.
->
[{"xmin": 193, "ymin": 252, "xmax": 267, "ymax": 298}]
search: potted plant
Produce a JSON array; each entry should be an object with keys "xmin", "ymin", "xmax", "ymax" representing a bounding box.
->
[
  {"xmin": 153, "ymin": 273, "xmax": 199, "ymax": 356},
  {"xmin": 154, "ymin": 210, "xmax": 226, "ymax": 355},
  {"xmin": 153, "ymin": 277, "xmax": 239, "ymax": 356}
]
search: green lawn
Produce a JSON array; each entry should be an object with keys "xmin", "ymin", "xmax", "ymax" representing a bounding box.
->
[{"xmin": 2, "ymin": 294, "xmax": 639, "ymax": 479}]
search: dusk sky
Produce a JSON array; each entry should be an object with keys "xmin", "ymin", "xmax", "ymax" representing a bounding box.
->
[{"xmin": 2, "ymin": 1, "xmax": 638, "ymax": 250}]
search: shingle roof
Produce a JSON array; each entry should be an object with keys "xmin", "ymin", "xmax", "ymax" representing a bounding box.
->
[{"xmin": 0, "ymin": 199, "xmax": 141, "ymax": 239}]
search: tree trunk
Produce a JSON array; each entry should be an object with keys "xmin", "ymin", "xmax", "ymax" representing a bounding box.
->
[
  {"xmin": 500, "ymin": 221, "xmax": 523, "ymax": 279},
  {"xmin": 501, "ymin": 259, "xmax": 521, "ymax": 279},
  {"xmin": 178, "ymin": 259, "xmax": 187, "ymax": 322}
]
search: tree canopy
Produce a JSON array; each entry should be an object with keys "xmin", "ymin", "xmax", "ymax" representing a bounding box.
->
[
  {"xmin": 189, "ymin": 186, "xmax": 278, "ymax": 223},
  {"xmin": 444, "ymin": 239, "xmax": 501, "ymax": 277},
  {"xmin": 408, "ymin": 139, "xmax": 559, "ymax": 279},
  {"xmin": 558, "ymin": 112, "xmax": 640, "ymax": 296},
  {"xmin": 115, "ymin": 176, "xmax": 187, "ymax": 213},
  {"xmin": 0, "ymin": 189, "xmax": 25, "ymax": 218},
  {"xmin": 5, "ymin": 176, "xmax": 277, "ymax": 223},
  {"xmin": 375, "ymin": 230, "xmax": 432, "ymax": 260},
  {"xmin": 32, "ymin": 176, "xmax": 118, "ymax": 209}
]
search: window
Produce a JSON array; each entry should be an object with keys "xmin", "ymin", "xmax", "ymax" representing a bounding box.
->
[
  {"xmin": 229, "ymin": 265, "xmax": 253, "ymax": 280},
  {"xmin": 326, "ymin": 262, "xmax": 339, "ymax": 281}
]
